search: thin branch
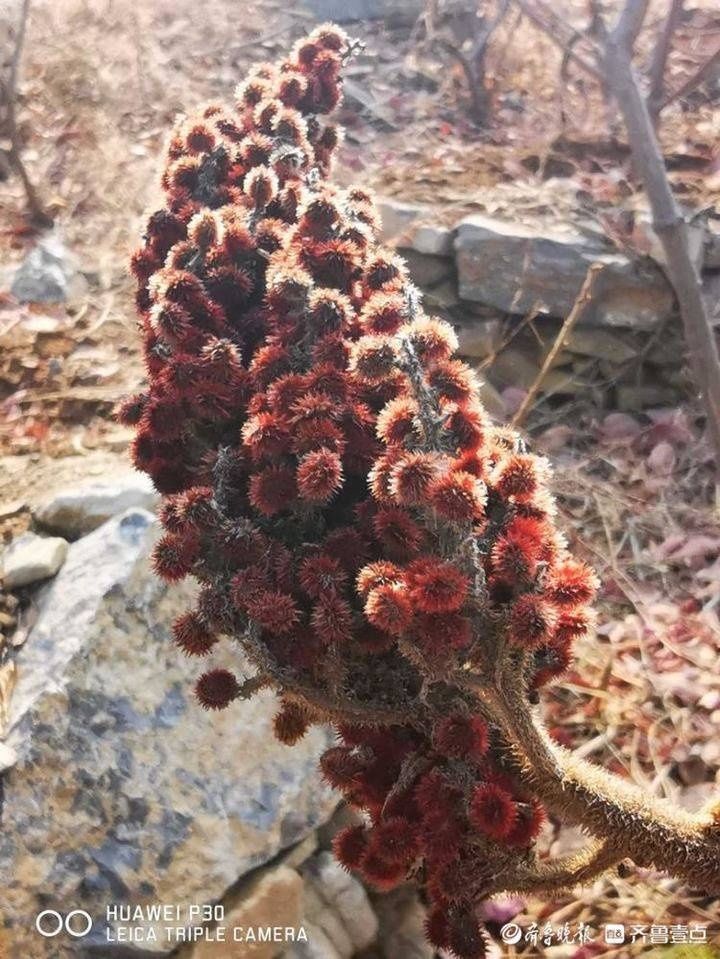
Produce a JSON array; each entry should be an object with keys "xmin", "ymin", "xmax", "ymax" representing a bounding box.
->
[
  {"xmin": 436, "ymin": 38, "xmax": 489, "ymax": 123},
  {"xmin": 511, "ymin": 263, "xmax": 604, "ymax": 428},
  {"xmin": 433, "ymin": 0, "xmax": 511, "ymax": 125},
  {"xmin": 647, "ymin": 0, "xmax": 684, "ymax": 118},
  {"xmin": 7, "ymin": 0, "xmax": 30, "ymax": 98},
  {"xmin": 659, "ymin": 44, "xmax": 720, "ymax": 111},
  {"xmin": 471, "ymin": 0, "xmax": 512, "ymax": 71},
  {"xmin": 512, "ymin": 0, "xmax": 603, "ymax": 79},
  {"xmin": 0, "ymin": 0, "xmax": 51, "ymax": 226}
]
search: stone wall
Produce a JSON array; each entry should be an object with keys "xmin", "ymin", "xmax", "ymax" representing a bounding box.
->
[{"xmin": 379, "ymin": 198, "xmax": 720, "ymax": 414}]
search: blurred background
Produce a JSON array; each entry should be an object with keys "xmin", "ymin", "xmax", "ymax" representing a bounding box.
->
[{"xmin": 0, "ymin": 0, "xmax": 719, "ymax": 957}]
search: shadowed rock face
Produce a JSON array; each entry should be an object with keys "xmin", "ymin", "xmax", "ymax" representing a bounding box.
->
[
  {"xmin": 0, "ymin": 509, "xmax": 337, "ymax": 958},
  {"xmin": 455, "ymin": 214, "xmax": 674, "ymax": 329}
]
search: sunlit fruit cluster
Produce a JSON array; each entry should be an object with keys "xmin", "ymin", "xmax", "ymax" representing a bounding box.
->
[{"xmin": 122, "ymin": 25, "xmax": 598, "ymax": 958}]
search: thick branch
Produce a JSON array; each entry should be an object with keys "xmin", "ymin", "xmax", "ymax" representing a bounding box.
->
[
  {"xmin": 498, "ymin": 840, "xmax": 623, "ymax": 895},
  {"xmin": 458, "ymin": 671, "xmax": 720, "ymax": 893},
  {"xmin": 611, "ymin": 0, "xmax": 649, "ymax": 52}
]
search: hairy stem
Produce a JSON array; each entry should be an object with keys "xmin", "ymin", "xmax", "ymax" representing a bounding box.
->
[
  {"xmin": 497, "ymin": 840, "xmax": 623, "ymax": 895},
  {"xmin": 459, "ymin": 671, "xmax": 720, "ymax": 892}
]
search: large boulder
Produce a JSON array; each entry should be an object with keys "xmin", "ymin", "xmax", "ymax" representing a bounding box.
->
[
  {"xmin": 455, "ymin": 214, "xmax": 675, "ymax": 329},
  {"xmin": 0, "ymin": 509, "xmax": 337, "ymax": 957},
  {"xmin": 34, "ymin": 472, "xmax": 159, "ymax": 539}
]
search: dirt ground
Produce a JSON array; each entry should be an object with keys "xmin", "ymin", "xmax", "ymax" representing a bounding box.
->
[{"xmin": 1, "ymin": 0, "xmax": 720, "ymax": 954}]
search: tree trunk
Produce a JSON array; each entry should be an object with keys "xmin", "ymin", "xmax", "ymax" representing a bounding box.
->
[{"xmin": 604, "ymin": 25, "xmax": 720, "ymax": 468}]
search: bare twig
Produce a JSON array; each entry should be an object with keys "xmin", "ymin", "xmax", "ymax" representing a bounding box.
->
[
  {"xmin": 647, "ymin": 0, "xmax": 684, "ymax": 119},
  {"xmin": 436, "ymin": 38, "xmax": 490, "ymax": 123},
  {"xmin": 512, "ymin": 0, "xmax": 603, "ymax": 79},
  {"xmin": 659, "ymin": 43, "xmax": 720, "ymax": 112},
  {"xmin": 432, "ymin": 0, "xmax": 512, "ymax": 124},
  {"xmin": 603, "ymin": 1, "xmax": 720, "ymax": 467},
  {"xmin": 511, "ymin": 263, "xmax": 604, "ymax": 428}
]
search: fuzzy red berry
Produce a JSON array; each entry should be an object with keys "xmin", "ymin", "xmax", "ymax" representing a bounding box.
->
[
  {"xmin": 297, "ymin": 448, "xmax": 343, "ymax": 503},
  {"xmin": 432, "ymin": 714, "xmax": 489, "ymax": 762},
  {"xmin": 196, "ymin": 669, "xmax": 241, "ymax": 710},
  {"xmin": 428, "ymin": 470, "xmax": 487, "ymax": 521},
  {"xmin": 469, "ymin": 783, "xmax": 517, "ymax": 841},
  {"xmin": 172, "ymin": 611, "xmax": 217, "ymax": 656},
  {"xmin": 333, "ymin": 824, "xmax": 369, "ymax": 871},
  {"xmin": 273, "ymin": 700, "xmax": 311, "ymax": 745},
  {"xmin": 406, "ymin": 558, "xmax": 469, "ymax": 614},
  {"xmin": 364, "ymin": 583, "xmax": 413, "ymax": 636}
]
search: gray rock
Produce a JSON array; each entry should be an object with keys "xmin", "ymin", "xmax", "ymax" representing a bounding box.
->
[
  {"xmin": 455, "ymin": 214, "xmax": 674, "ymax": 330},
  {"xmin": 1, "ymin": 532, "xmax": 68, "ymax": 588},
  {"xmin": 0, "ymin": 509, "xmax": 336, "ymax": 957},
  {"xmin": 11, "ymin": 232, "xmax": 85, "ymax": 304},
  {"xmin": 302, "ymin": 883, "xmax": 353, "ymax": 958},
  {"xmin": 302, "ymin": 851, "xmax": 378, "ymax": 957},
  {"xmin": 35, "ymin": 472, "xmax": 159, "ymax": 538},
  {"xmin": 302, "ymin": 0, "xmax": 423, "ymax": 25},
  {"xmin": 564, "ymin": 328, "xmax": 638, "ymax": 364},
  {"xmin": 378, "ymin": 199, "xmax": 455, "ymax": 257},
  {"xmin": 705, "ymin": 222, "xmax": 720, "ymax": 270},
  {"xmin": 403, "ymin": 250, "xmax": 453, "ymax": 288}
]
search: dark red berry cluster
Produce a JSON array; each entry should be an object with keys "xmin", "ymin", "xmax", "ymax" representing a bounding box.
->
[{"xmin": 122, "ymin": 25, "xmax": 598, "ymax": 958}]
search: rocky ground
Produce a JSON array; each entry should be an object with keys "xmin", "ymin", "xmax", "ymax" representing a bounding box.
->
[{"xmin": 1, "ymin": 0, "xmax": 720, "ymax": 957}]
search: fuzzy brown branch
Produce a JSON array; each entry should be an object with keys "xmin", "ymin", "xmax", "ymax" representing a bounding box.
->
[
  {"xmin": 499, "ymin": 840, "xmax": 623, "ymax": 894},
  {"xmin": 457, "ymin": 668, "xmax": 720, "ymax": 892}
]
